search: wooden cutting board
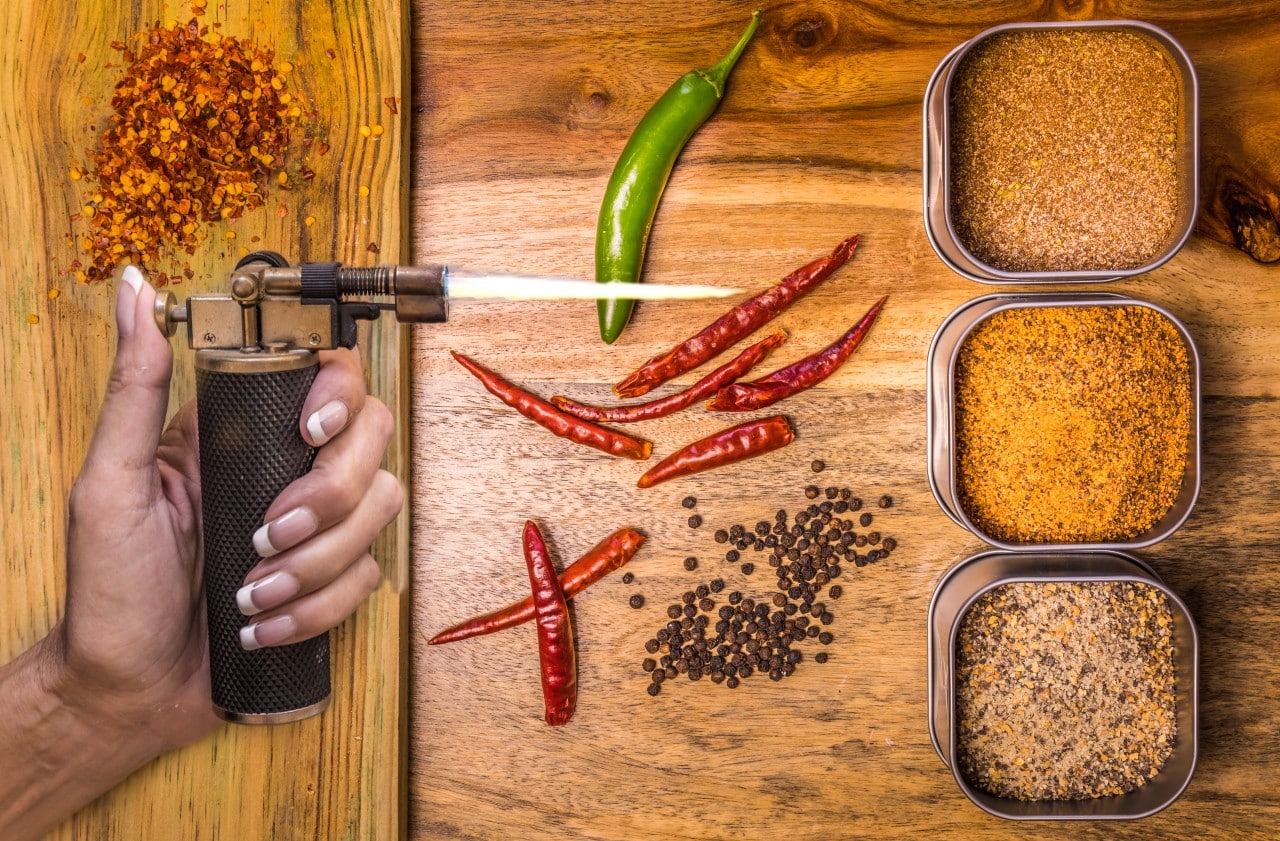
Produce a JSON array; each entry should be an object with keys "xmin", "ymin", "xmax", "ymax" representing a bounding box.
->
[
  {"xmin": 0, "ymin": 1, "xmax": 408, "ymax": 838},
  {"xmin": 409, "ymin": 1, "xmax": 1280, "ymax": 838}
]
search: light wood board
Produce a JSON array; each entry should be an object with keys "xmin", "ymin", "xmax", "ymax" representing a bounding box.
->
[
  {"xmin": 409, "ymin": 1, "xmax": 1280, "ymax": 838},
  {"xmin": 1, "ymin": 0, "xmax": 409, "ymax": 838}
]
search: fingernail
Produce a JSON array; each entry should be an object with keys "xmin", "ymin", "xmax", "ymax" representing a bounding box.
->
[
  {"xmin": 116, "ymin": 266, "xmax": 144, "ymax": 336},
  {"xmin": 306, "ymin": 400, "xmax": 349, "ymax": 446},
  {"xmin": 252, "ymin": 507, "xmax": 319, "ymax": 558},
  {"xmin": 240, "ymin": 614, "xmax": 297, "ymax": 651},
  {"xmin": 122, "ymin": 264, "xmax": 145, "ymax": 294},
  {"xmin": 236, "ymin": 571, "xmax": 301, "ymax": 616}
]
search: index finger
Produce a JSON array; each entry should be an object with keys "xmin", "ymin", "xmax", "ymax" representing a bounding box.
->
[{"xmin": 300, "ymin": 346, "xmax": 367, "ymax": 446}]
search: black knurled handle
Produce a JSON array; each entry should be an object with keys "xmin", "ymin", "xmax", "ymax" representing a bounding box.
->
[{"xmin": 196, "ymin": 355, "xmax": 329, "ymax": 722}]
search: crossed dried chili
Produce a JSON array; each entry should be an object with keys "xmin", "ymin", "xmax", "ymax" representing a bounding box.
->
[
  {"xmin": 452, "ymin": 352, "xmax": 652, "ymax": 460},
  {"xmin": 612, "ymin": 234, "xmax": 861, "ymax": 398},
  {"xmin": 427, "ymin": 528, "xmax": 645, "ymax": 645},
  {"xmin": 708, "ymin": 295, "xmax": 887, "ymax": 412},
  {"xmin": 636, "ymin": 415, "xmax": 795, "ymax": 488},
  {"xmin": 523, "ymin": 520, "xmax": 577, "ymax": 726},
  {"xmin": 550, "ymin": 329, "xmax": 786, "ymax": 423}
]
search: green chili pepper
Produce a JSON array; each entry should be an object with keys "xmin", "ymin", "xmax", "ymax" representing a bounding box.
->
[{"xmin": 595, "ymin": 10, "xmax": 761, "ymax": 344}]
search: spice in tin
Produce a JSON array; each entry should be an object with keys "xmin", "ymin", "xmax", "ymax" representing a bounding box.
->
[
  {"xmin": 954, "ymin": 305, "xmax": 1191, "ymax": 544},
  {"xmin": 948, "ymin": 30, "xmax": 1181, "ymax": 273},
  {"xmin": 954, "ymin": 581, "xmax": 1177, "ymax": 800}
]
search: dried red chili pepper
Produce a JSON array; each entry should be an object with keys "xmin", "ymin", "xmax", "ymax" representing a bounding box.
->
[
  {"xmin": 612, "ymin": 234, "xmax": 861, "ymax": 398},
  {"xmin": 452, "ymin": 352, "xmax": 652, "ymax": 460},
  {"xmin": 551, "ymin": 330, "xmax": 787, "ymax": 423},
  {"xmin": 523, "ymin": 520, "xmax": 577, "ymax": 726},
  {"xmin": 636, "ymin": 415, "xmax": 795, "ymax": 489},
  {"xmin": 707, "ymin": 295, "xmax": 887, "ymax": 412},
  {"xmin": 427, "ymin": 528, "xmax": 645, "ymax": 645}
]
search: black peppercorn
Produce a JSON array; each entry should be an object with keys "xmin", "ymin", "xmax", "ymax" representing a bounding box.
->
[
  {"xmin": 714, "ymin": 529, "xmax": 729, "ymax": 544},
  {"xmin": 811, "ymin": 459, "xmax": 825, "ymax": 473},
  {"xmin": 828, "ymin": 585, "xmax": 843, "ymax": 600},
  {"xmin": 859, "ymin": 513, "xmax": 873, "ymax": 527},
  {"xmin": 684, "ymin": 556, "xmax": 698, "ymax": 571},
  {"xmin": 688, "ymin": 514, "xmax": 703, "ymax": 529},
  {"xmin": 814, "ymin": 652, "xmax": 829, "ymax": 664},
  {"xmin": 682, "ymin": 495, "xmax": 697, "ymax": 509},
  {"xmin": 740, "ymin": 563, "xmax": 755, "ymax": 575},
  {"xmin": 622, "ymin": 572, "xmax": 635, "ymax": 584},
  {"xmin": 878, "ymin": 495, "xmax": 893, "ymax": 508},
  {"xmin": 629, "ymin": 594, "xmax": 645, "ymax": 609}
]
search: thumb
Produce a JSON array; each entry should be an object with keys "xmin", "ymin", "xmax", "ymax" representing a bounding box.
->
[{"xmin": 82, "ymin": 265, "xmax": 174, "ymax": 479}]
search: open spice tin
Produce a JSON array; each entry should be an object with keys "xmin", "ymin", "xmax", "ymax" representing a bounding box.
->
[
  {"xmin": 926, "ymin": 292, "xmax": 1202, "ymax": 552},
  {"xmin": 927, "ymin": 550, "xmax": 1199, "ymax": 820},
  {"xmin": 922, "ymin": 20, "xmax": 1200, "ymax": 284}
]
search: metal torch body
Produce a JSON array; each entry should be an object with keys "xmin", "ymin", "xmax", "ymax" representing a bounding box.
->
[{"xmin": 156, "ymin": 252, "xmax": 446, "ymax": 724}]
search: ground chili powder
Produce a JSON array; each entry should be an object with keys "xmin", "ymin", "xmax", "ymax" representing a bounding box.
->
[
  {"xmin": 77, "ymin": 19, "xmax": 305, "ymax": 284},
  {"xmin": 954, "ymin": 305, "xmax": 1192, "ymax": 544}
]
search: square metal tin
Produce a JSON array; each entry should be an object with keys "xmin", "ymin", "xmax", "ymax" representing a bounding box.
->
[
  {"xmin": 927, "ymin": 550, "xmax": 1199, "ymax": 820},
  {"xmin": 926, "ymin": 292, "xmax": 1202, "ymax": 552},
  {"xmin": 922, "ymin": 20, "xmax": 1199, "ymax": 284}
]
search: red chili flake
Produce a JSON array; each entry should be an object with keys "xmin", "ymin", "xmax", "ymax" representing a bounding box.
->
[
  {"xmin": 384, "ymin": 96, "xmax": 399, "ymax": 115},
  {"xmin": 317, "ymin": 141, "xmax": 330, "ymax": 156},
  {"xmin": 78, "ymin": 19, "xmax": 312, "ymax": 284},
  {"xmin": 325, "ymin": 48, "xmax": 336, "ymax": 60},
  {"xmin": 301, "ymin": 166, "xmax": 315, "ymax": 180},
  {"xmin": 109, "ymin": 40, "xmax": 126, "ymax": 50},
  {"xmin": 367, "ymin": 241, "xmax": 380, "ymax": 254},
  {"xmin": 76, "ymin": 52, "xmax": 87, "ymax": 63}
]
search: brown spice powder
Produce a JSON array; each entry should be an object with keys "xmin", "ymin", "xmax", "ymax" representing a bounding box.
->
[
  {"xmin": 955, "ymin": 305, "xmax": 1190, "ymax": 544},
  {"xmin": 955, "ymin": 581, "xmax": 1177, "ymax": 801},
  {"xmin": 948, "ymin": 30, "xmax": 1181, "ymax": 272}
]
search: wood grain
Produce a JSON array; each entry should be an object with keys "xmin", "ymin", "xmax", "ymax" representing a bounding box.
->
[
  {"xmin": 409, "ymin": 1, "xmax": 1280, "ymax": 838},
  {"xmin": 0, "ymin": 0, "xmax": 408, "ymax": 838}
]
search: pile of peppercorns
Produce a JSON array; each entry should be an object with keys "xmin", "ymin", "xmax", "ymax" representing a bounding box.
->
[{"xmin": 638, "ymin": 466, "xmax": 898, "ymax": 696}]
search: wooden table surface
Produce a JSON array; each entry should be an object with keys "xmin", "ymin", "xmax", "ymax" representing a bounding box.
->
[
  {"xmin": 1, "ymin": 1, "xmax": 409, "ymax": 838},
  {"xmin": 409, "ymin": 1, "xmax": 1280, "ymax": 839}
]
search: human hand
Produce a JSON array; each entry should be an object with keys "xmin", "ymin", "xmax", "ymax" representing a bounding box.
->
[{"xmin": 59, "ymin": 266, "xmax": 403, "ymax": 751}]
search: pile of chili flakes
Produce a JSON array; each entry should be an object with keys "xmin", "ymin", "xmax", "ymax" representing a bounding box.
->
[{"xmin": 76, "ymin": 19, "xmax": 308, "ymax": 285}]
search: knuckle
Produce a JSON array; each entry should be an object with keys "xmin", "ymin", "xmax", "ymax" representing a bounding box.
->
[
  {"xmin": 373, "ymin": 469, "xmax": 406, "ymax": 516},
  {"xmin": 363, "ymin": 397, "xmax": 395, "ymax": 441}
]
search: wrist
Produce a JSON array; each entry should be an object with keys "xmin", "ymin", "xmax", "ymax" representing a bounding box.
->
[{"xmin": 0, "ymin": 629, "xmax": 169, "ymax": 840}]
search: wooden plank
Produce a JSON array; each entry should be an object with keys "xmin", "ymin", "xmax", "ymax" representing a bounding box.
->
[
  {"xmin": 409, "ymin": 1, "xmax": 1280, "ymax": 838},
  {"xmin": 0, "ymin": 0, "xmax": 408, "ymax": 838}
]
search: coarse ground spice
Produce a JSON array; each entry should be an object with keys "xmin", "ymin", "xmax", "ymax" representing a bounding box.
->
[
  {"xmin": 948, "ymin": 30, "xmax": 1181, "ymax": 272},
  {"xmin": 77, "ymin": 19, "xmax": 308, "ymax": 284},
  {"xmin": 955, "ymin": 305, "xmax": 1191, "ymax": 544},
  {"xmin": 955, "ymin": 581, "xmax": 1177, "ymax": 800}
]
